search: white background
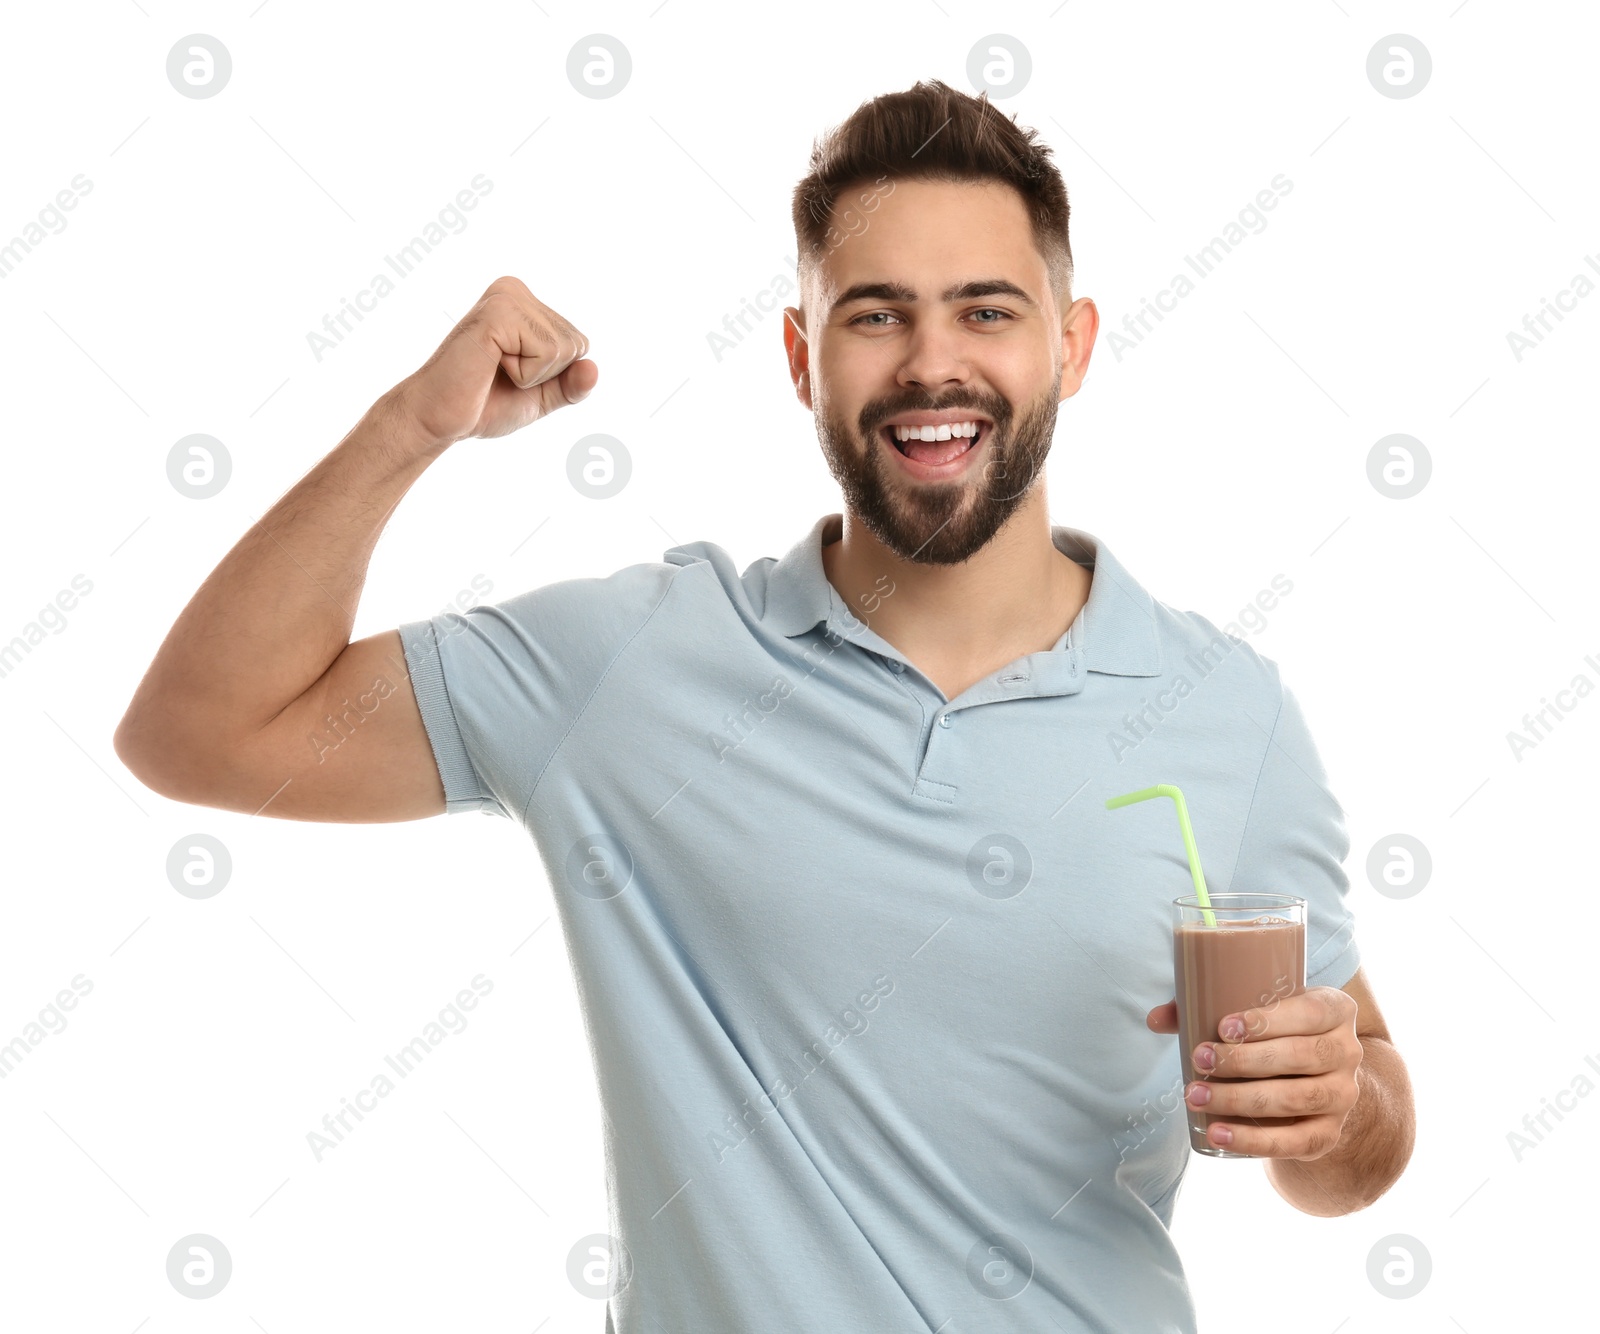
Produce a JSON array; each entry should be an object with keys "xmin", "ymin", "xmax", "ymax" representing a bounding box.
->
[{"xmin": 0, "ymin": 1, "xmax": 1590, "ymax": 1330}]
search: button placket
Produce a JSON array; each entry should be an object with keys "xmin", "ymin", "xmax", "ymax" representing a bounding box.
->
[{"xmin": 915, "ymin": 700, "xmax": 959, "ymax": 804}]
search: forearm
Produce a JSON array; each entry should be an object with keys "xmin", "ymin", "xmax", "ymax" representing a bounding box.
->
[
  {"xmin": 1265, "ymin": 1037, "xmax": 1415, "ymax": 1216},
  {"xmin": 116, "ymin": 391, "xmax": 441, "ymax": 767}
]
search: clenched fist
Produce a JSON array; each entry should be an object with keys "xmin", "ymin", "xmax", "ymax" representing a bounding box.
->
[{"xmin": 391, "ymin": 276, "xmax": 597, "ymax": 452}]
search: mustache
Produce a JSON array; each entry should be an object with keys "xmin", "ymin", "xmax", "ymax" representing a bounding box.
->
[{"xmin": 857, "ymin": 389, "xmax": 1014, "ymax": 440}]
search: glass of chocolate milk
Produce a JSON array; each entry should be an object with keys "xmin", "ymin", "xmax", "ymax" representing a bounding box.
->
[{"xmin": 1173, "ymin": 893, "xmax": 1306, "ymax": 1157}]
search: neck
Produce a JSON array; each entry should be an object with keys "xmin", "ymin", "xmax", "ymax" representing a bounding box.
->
[{"xmin": 820, "ymin": 487, "xmax": 1091, "ymax": 688}]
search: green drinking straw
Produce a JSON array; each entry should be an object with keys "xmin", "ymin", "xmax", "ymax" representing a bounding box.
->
[{"xmin": 1105, "ymin": 784, "xmax": 1217, "ymax": 927}]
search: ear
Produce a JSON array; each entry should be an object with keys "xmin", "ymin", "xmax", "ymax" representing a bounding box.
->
[
  {"xmin": 1058, "ymin": 295, "xmax": 1099, "ymax": 404},
  {"xmin": 782, "ymin": 306, "xmax": 811, "ymax": 409}
]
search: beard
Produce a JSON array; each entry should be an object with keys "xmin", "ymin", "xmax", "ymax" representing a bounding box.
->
[{"xmin": 814, "ymin": 374, "xmax": 1061, "ymax": 566}]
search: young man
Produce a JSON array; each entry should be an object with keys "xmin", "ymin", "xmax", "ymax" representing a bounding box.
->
[{"xmin": 115, "ymin": 81, "xmax": 1413, "ymax": 1332}]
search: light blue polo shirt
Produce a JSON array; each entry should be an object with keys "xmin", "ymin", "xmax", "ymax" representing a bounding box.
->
[{"xmin": 399, "ymin": 512, "xmax": 1359, "ymax": 1333}]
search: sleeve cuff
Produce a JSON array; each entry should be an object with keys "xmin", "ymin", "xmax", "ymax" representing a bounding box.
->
[
  {"xmin": 398, "ymin": 617, "xmax": 507, "ymax": 817},
  {"xmin": 1307, "ymin": 922, "xmax": 1361, "ymax": 991}
]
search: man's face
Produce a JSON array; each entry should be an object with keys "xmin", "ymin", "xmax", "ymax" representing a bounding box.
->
[{"xmin": 784, "ymin": 177, "xmax": 1090, "ymax": 565}]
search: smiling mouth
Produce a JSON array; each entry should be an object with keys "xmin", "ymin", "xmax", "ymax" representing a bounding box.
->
[{"xmin": 881, "ymin": 420, "xmax": 989, "ymax": 467}]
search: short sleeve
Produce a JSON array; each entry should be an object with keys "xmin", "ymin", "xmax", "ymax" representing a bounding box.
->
[
  {"xmin": 1228, "ymin": 669, "xmax": 1361, "ymax": 990},
  {"xmin": 399, "ymin": 561, "xmax": 679, "ymax": 822}
]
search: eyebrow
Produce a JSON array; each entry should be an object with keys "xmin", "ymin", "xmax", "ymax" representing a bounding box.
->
[{"xmin": 830, "ymin": 277, "xmax": 1036, "ymax": 314}]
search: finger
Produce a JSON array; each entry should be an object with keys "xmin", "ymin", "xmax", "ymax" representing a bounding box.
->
[
  {"xmin": 1186, "ymin": 1072, "xmax": 1349, "ymax": 1121},
  {"xmin": 481, "ymin": 294, "xmax": 585, "ymax": 391},
  {"xmin": 537, "ymin": 309, "xmax": 590, "ymax": 372},
  {"xmin": 1146, "ymin": 1001, "xmax": 1178, "ymax": 1034},
  {"xmin": 1197, "ymin": 1030, "xmax": 1345, "ymax": 1079},
  {"xmin": 1223, "ymin": 985, "xmax": 1353, "ymax": 1044},
  {"xmin": 1203, "ymin": 1113, "xmax": 1343, "ymax": 1161},
  {"xmin": 501, "ymin": 316, "xmax": 574, "ymax": 390}
]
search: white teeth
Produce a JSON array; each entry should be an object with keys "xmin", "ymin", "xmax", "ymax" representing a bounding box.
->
[{"xmin": 892, "ymin": 421, "xmax": 980, "ymax": 442}]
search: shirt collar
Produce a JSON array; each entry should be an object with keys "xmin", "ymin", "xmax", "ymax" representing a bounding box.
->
[{"xmin": 760, "ymin": 512, "xmax": 1163, "ymax": 678}]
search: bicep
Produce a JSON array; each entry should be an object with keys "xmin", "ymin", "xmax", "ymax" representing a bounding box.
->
[
  {"xmin": 217, "ymin": 630, "xmax": 446, "ymax": 823},
  {"xmin": 1339, "ymin": 967, "xmax": 1392, "ymax": 1043}
]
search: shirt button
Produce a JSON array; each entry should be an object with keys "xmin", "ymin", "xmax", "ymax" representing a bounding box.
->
[
  {"xmin": 889, "ymin": 660, "xmax": 904, "ymax": 673},
  {"xmin": 939, "ymin": 713, "xmax": 952, "ymax": 727}
]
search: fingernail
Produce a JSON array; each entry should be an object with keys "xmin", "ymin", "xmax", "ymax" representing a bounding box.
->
[
  {"xmin": 1212, "ymin": 1125, "xmax": 1233, "ymax": 1147},
  {"xmin": 1220, "ymin": 1017, "xmax": 1246, "ymax": 1041},
  {"xmin": 1187, "ymin": 1082, "xmax": 1211, "ymax": 1106},
  {"xmin": 1195, "ymin": 1044, "xmax": 1215, "ymax": 1071}
]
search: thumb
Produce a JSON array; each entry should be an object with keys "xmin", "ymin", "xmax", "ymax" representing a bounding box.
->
[
  {"xmin": 1146, "ymin": 1000, "xmax": 1179, "ymax": 1034},
  {"xmin": 557, "ymin": 357, "xmax": 598, "ymax": 404},
  {"xmin": 529, "ymin": 357, "xmax": 598, "ymax": 419}
]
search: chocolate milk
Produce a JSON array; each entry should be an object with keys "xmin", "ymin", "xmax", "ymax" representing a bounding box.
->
[{"xmin": 1173, "ymin": 916, "xmax": 1306, "ymax": 1154}]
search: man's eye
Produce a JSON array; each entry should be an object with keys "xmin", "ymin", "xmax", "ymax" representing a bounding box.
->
[{"xmin": 848, "ymin": 308, "xmax": 1010, "ymax": 327}]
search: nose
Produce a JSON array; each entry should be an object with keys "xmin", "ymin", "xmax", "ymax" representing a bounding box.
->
[{"xmin": 893, "ymin": 318, "xmax": 970, "ymax": 396}]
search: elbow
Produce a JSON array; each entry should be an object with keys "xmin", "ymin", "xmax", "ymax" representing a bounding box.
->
[
  {"xmin": 113, "ymin": 708, "xmax": 205, "ymax": 805},
  {"xmin": 112, "ymin": 709, "xmax": 149, "ymax": 784}
]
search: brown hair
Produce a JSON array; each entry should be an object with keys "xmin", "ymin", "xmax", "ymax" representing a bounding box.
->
[{"xmin": 792, "ymin": 79, "xmax": 1073, "ymax": 303}]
